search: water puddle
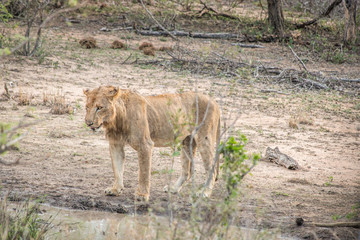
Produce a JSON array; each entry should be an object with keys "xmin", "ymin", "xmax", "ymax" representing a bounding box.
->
[{"xmin": 35, "ymin": 205, "xmax": 292, "ymax": 239}]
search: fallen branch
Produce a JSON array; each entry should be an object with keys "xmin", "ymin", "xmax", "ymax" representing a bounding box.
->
[
  {"xmin": 329, "ymin": 77, "xmax": 360, "ymax": 83},
  {"xmin": 314, "ymin": 222, "xmax": 360, "ymax": 228},
  {"xmin": 231, "ymin": 43, "xmax": 265, "ymax": 48},
  {"xmin": 198, "ymin": 0, "xmax": 239, "ymax": 20},
  {"xmin": 133, "ymin": 46, "xmax": 357, "ymax": 92},
  {"xmin": 289, "ymin": 46, "xmax": 309, "ymax": 72},
  {"xmin": 136, "ymin": 30, "xmax": 244, "ymax": 40},
  {"xmin": 259, "ymin": 89, "xmax": 290, "ymax": 95},
  {"xmin": 296, "ymin": 0, "xmax": 342, "ymax": 29},
  {"xmin": 139, "ymin": 0, "xmax": 178, "ymax": 41},
  {"xmin": 301, "ymin": 78, "xmax": 329, "ymax": 90}
]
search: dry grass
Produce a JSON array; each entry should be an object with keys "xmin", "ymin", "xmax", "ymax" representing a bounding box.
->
[
  {"xmin": 50, "ymin": 95, "xmax": 74, "ymax": 114},
  {"xmin": 79, "ymin": 37, "xmax": 97, "ymax": 49},
  {"xmin": 43, "ymin": 91, "xmax": 74, "ymax": 115},
  {"xmin": 18, "ymin": 86, "xmax": 32, "ymax": 106},
  {"xmin": 288, "ymin": 178, "xmax": 312, "ymax": 185},
  {"xmin": 111, "ymin": 40, "xmax": 126, "ymax": 49},
  {"xmin": 139, "ymin": 41, "xmax": 154, "ymax": 50},
  {"xmin": 289, "ymin": 111, "xmax": 313, "ymax": 129},
  {"xmin": 288, "ymin": 117, "xmax": 299, "ymax": 129},
  {"xmin": 43, "ymin": 91, "xmax": 50, "ymax": 105}
]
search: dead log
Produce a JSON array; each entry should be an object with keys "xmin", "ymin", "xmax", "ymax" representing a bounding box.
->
[
  {"xmin": 136, "ymin": 30, "xmax": 245, "ymax": 40},
  {"xmin": 231, "ymin": 43, "xmax": 265, "ymax": 48},
  {"xmin": 330, "ymin": 77, "xmax": 360, "ymax": 83},
  {"xmin": 314, "ymin": 222, "xmax": 360, "ymax": 228},
  {"xmin": 300, "ymin": 78, "xmax": 329, "ymax": 90},
  {"xmin": 262, "ymin": 147, "xmax": 299, "ymax": 170}
]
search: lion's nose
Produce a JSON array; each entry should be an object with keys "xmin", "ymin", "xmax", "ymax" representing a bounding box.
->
[{"xmin": 86, "ymin": 120, "xmax": 94, "ymax": 126}]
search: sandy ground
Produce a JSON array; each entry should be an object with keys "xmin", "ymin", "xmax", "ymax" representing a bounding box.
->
[{"xmin": 0, "ymin": 22, "xmax": 359, "ymax": 239}]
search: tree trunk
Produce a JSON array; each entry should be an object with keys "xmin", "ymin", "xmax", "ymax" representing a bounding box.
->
[
  {"xmin": 267, "ymin": 0, "xmax": 285, "ymax": 37},
  {"xmin": 343, "ymin": 0, "xmax": 357, "ymax": 45}
]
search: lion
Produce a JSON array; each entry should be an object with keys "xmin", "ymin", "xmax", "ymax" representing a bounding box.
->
[{"xmin": 83, "ymin": 86, "xmax": 221, "ymax": 201}]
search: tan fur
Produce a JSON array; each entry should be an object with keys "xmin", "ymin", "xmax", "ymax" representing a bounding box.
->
[
  {"xmin": 111, "ymin": 40, "xmax": 126, "ymax": 49},
  {"xmin": 157, "ymin": 46, "xmax": 173, "ymax": 51},
  {"xmin": 143, "ymin": 47, "xmax": 155, "ymax": 56},
  {"xmin": 139, "ymin": 42, "xmax": 154, "ymax": 50},
  {"xmin": 84, "ymin": 86, "xmax": 221, "ymax": 201}
]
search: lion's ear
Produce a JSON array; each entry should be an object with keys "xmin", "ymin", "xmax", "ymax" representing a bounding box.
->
[
  {"xmin": 106, "ymin": 86, "xmax": 121, "ymax": 100},
  {"xmin": 83, "ymin": 89, "xmax": 90, "ymax": 96}
]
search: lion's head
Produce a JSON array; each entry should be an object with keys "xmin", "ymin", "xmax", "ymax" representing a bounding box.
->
[{"xmin": 83, "ymin": 86, "xmax": 121, "ymax": 131}]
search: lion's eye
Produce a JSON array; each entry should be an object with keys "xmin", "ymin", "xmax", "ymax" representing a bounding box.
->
[{"xmin": 96, "ymin": 106, "xmax": 103, "ymax": 111}]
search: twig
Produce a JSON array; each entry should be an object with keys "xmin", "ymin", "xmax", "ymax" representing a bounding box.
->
[
  {"xmin": 139, "ymin": 0, "xmax": 178, "ymax": 41},
  {"xmin": 198, "ymin": 0, "xmax": 239, "ymax": 20},
  {"xmin": 30, "ymin": 2, "xmax": 88, "ymax": 56},
  {"xmin": 121, "ymin": 53, "xmax": 133, "ymax": 64},
  {"xmin": 289, "ymin": 45, "xmax": 309, "ymax": 72},
  {"xmin": 259, "ymin": 89, "xmax": 290, "ymax": 95},
  {"xmin": 4, "ymin": 83, "xmax": 10, "ymax": 98},
  {"xmin": 231, "ymin": 43, "xmax": 265, "ymax": 48}
]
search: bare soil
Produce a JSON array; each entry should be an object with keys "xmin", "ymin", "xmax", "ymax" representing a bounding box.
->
[{"xmin": 0, "ymin": 17, "xmax": 359, "ymax": 239}]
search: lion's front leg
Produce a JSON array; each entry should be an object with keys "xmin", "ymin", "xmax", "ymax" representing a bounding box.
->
[
  {"xmin": 105, "ymin": 141, "xmax": 126, "ymax": 196},
  {"xmin": 134, "ymin": 139, "xmax": 154, "ymax": 202}
]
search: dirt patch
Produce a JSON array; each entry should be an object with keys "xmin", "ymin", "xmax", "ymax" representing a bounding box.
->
[{"xmin": 0, "ymin": 22, "xmax": 359, "ymax": 239}]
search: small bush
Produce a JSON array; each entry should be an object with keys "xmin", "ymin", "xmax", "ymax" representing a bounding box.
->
[{"xmin": 0, "ymin": 194, "xmax": 53, "ymax": 240}]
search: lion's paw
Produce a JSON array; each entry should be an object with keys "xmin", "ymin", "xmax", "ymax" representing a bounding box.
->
[
  {"xmin": 195, "ymin": 190, "xmax": 211, "ymax": 199},
  {"xmin": 163, "ymin": 185, "xmax": 179, "ymax": 194},
  {"xmin": 104, "ymin": 187, "xmax": 121, "ymax": 196},
  {"xmin": 135, "ymin": 194, "xmax": 149, "ymax": 202}
]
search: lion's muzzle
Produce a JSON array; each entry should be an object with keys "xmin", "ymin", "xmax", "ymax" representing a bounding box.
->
[{"xmin": 86, "ymin": 120, "xmax": 102, "ymax": 131}]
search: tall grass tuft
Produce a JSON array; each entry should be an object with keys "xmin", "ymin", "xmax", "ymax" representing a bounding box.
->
[{"xmin": 0, "ymin": 194, "xmax": 53, "ymax": 240}]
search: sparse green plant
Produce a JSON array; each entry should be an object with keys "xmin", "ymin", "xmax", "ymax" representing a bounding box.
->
[
  {"xmin": 331, "ymin": 50, "xmax": 345, "ymax": 64},
  {"xmin": 273, "ymin": 191, "xmax": 289, "ymax": 197},
  {"xmin": 324, "ymin": 176, "xmax": 334, "ymax": 186},
  {"xmin": 220, "ymin": 133, "xmax": 260, "ymax": 201},
  {"xmin": 184, "ymin": 132, "xmax": 259, "ymax": 239},
  {"xmin": 345, "ymin": 203, "xmax": 360, "ymax": 220}
]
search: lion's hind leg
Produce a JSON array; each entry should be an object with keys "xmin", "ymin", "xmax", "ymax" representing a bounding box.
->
[
  {"xmin": 165, "ymin": 136, "xmax": 197, "ymax": 194},
  {"xmin": 197, "ymin": 123, "xmax": 219, "ymax": 198}
]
